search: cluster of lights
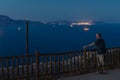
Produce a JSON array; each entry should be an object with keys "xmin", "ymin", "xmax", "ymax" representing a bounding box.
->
[{"xmin": 70, "ymin": 22, "xmax": 93, "ymax": 27}]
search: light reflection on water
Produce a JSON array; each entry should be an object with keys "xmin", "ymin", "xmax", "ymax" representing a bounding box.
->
[{"xmin": 83, "ymin": 27, "xmax": 89, "ymax": 31}]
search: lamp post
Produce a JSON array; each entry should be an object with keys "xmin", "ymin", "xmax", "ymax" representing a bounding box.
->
[
  {"xmin": 26, "ymin": 21, "xmax": 29, "ymax": 80},
  {"xmin": 26, "ymin": 21, "xmax": 29, "ymax": 56}
]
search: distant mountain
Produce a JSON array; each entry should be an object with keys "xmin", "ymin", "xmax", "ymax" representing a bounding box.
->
[
  {"xmin": 0, "ymin": 15, "xmax": 115, "ymax": 27},
  {"xmin": 0, "ymin": 15, "xmax": 44, "ymax": 26},
  {"xmin": 0, "ymin": 15, "xmax": 17, "ymax": 26}
]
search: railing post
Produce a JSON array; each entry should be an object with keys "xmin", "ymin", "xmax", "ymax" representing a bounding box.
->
[
  {"xmin": 1, "ymin": 58, "xmax": 5, "ymax": 80},
  {"xmin": 22, "ymin": 56, "xmax": 25, "ymax": 80},
  {"xmin": 77, "ymin": 53, "xmax": 79, "ymax": 71},
  {"xmin": 12, "ymin": 57, "xmax": 15, "ymax": 80},
  {"xmin": 84, "ymin": 50, "xmax": 87, "ymax": 70},
  {"xmin": 80, "ymin": 52, "xmax": 83, "ymax": 72},
  {"xmin": 117, "ymin": 48, "xmax": 119, "ymax": 65},
  {"xmin": 16, "ymin": 58, "xmax": 20, "ymax": 79},
  {"xmin": 36, "ymin": 51, "xmax": 39, "ymax": 80},
  {"xmin": 41, "ymin": 57, "xmax": 44, "ymax": 76},
  {"xmin": 31, "ymin": 57, "xmax": 34, "ymax": 76},
  {"xmin": 50, "ymin": 56, "xmax": 52, "ymax": 74},
  {"xmin": 118, "ymin": 48, "xmax": 120, "ymax": 65},
  {"xmin": 114, "ymin": 49, "xmax": 117, "ymax": 65},
  {"xmin": 66, "ymin": 54, "xmax": 69, "ymax": 73},
  {"xmin": 93, "ymin": 51, "xmax": 97, "ymax": 69},
  {"xmin": 70, "ymin": 54, "xmax": 72, "ymax": 72},
  {"xmin": 111, "ymin": 49, "xmax": 114, "ymax": 66},
  {"xmin": 54, "ymin": 56, "xmax": 56, "ymax": 76},
  {"xmin": 73, "ymin": 53, "xmax": 75, "ymax": 72},
  {"xmin": 46, "ymin": 56, "xmax": 48, "ymax": 79},
  {"xmin": 108, "ymin": 49, "xmax": 111, "ymax": 66},
  {"xmin": 6, "ymin": 58, "xmax": 10, "ymax": 80},
  {"xmin": 87, "ymin": 51, "xmax": 91, "ymax": 70},
  {"xmin": 58, "ymin": 56, "xmax": 61, "ymax": 74},
  {"xmin": 62, "ymin": 55, "xmax": 64, "ymax": 73}
]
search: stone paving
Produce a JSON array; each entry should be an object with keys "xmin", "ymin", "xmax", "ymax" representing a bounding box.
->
[{"xmin": 58, "ymin": 69, "xmax": 120, "ymax": 80}]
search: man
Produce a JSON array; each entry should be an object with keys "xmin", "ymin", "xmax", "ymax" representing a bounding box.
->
[{"xmin": 83, "ymin": 33, "xmax": 106, "ymax": 73}]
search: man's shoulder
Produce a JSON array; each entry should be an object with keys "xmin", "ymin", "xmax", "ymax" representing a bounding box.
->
[{"xmin": 98, "ymin": 38, "xmax": 105, "ymax": 41}]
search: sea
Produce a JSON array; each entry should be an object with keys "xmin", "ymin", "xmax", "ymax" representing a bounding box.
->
[{"xmin": 0, "ymin": 23, "xmax": 120, "ymax": 56}]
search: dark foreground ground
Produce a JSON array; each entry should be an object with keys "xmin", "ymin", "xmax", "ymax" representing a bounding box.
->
[{"xmin": 57, "ymin": 69, "xmax": 120, "ymax": 80}]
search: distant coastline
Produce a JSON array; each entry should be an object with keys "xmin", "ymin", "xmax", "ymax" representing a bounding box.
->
[{"xmin": 0, "ymin": 15, "xmax": 117, "ymax": 27}]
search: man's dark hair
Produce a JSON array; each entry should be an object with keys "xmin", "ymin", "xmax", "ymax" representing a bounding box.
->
[{"xmin": 97, "ymin": 33, "xmax": 102, "ymax": 37}]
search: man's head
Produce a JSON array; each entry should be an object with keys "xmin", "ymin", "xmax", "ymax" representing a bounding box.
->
[{"xmin": 96, "ymin": 33, "xmax": 102, "ymax": 39}]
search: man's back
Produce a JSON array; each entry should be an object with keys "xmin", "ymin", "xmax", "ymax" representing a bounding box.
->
[{"xmin": 95, "ymin": 38, "xmax": 106, "ymax": 54}]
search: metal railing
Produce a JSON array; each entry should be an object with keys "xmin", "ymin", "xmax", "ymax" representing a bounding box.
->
[{"xmin": 0, "ymin": 47, "xmax": 120, "ymax": 80}]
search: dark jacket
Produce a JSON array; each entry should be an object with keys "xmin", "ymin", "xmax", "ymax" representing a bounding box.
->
[{"xmin": 95, "ymin": 38, "xmax": 106, "ymax": 54}]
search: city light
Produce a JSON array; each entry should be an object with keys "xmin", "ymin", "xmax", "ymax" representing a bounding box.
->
[{"xmin": 70, "ymin": 22, "xmax": 93, "ymax": 27}]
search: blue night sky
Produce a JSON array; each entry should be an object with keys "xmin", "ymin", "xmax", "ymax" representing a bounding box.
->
[{"xmin": 0, "ymin": 0, "xmax": 120, "ymax": 22}]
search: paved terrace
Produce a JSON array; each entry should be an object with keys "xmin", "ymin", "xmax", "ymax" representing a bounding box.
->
[{"xmin": 58, "ymin": 69, "xmax": 120, "ymax": 80}]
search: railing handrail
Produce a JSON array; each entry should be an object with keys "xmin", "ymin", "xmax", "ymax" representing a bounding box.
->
[{"xmin": 31, "ymin": 47, "xmax": 120, "ymax": 56}]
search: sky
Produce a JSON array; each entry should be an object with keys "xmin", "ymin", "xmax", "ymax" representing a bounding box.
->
[{"xmin": 0, "ymin": 0, "xmax": 120, "ymax": 23}]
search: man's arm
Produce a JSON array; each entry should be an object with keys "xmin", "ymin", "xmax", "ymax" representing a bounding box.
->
[{"xmin": 83, "ymin": 42, "xmax": 95, "ymax": 50}]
